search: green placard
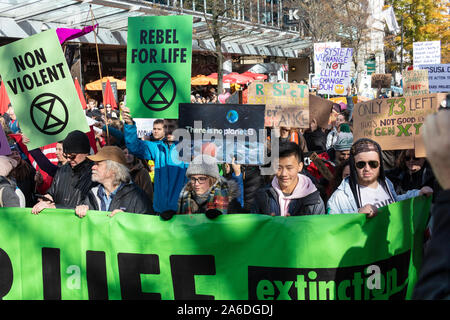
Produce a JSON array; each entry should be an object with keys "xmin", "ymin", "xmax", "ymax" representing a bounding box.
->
[
  {"xmin": 0, "ymin": 196, "xmax": 430, "ymax": 300},
  {"xmin": 0, "ymin": 30, "xmax": 89, "ymax": 149},
  {"xmin": 126, "ymin": 15, "xmax": 193, "ymax": 119}
]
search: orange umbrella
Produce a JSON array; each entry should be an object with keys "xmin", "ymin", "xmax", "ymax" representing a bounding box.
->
[
  {"xmin": 85, "ymin": 76, "xmax": 126, "ymax": 91},
  {"xmin": 0, "ymin": 81, "xmax": 10, "ymax": 115},
  {"xmin": 103, "ymin": 79, "xmax": 118, "ymax": 110},
  {"xmin": 74, "ymin": 78, "xmax": 87, "ymax": 110},
  {"xmin": 191, "ymin": 75, "xmax": 218, "ymax": 86}
]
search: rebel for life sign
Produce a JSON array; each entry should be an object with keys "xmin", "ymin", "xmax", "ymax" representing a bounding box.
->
[
  {"xmin": 126, "ymin": 15, "xmax": 192, "ymax": 119},
  {"xmin": 353, "ymin": 93, "xmax": 446, "ymax": 153},
  {"xmin": 178, "ymin": 103, "xmax": 265, "ymax": 164},
  {"xmin": 0, "ymin": 30, "xmax": 89, "ymax": 150},
  {"xmin": 317, "ymin": 48, "xmax": 353, "ymax": 96},
  {"xmin": 0, "ymin": 196, "xmax": 430, "ymax": 300},
  {"xmin": 247, "ymin": 82, "xmax": 309, "ymax": 128}
]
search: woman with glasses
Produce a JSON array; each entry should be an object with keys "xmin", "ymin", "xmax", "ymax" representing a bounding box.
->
[
  {"xmin": 327, "ymin": 139, "xmax": 433, "ymax": 216},
  {"xmin": 386, "ymin": 149, "xmax": 437, "ymax": 196},
  {"xmin": 175, "ymin": 154, "xmax": 243, "ymax": 218}
]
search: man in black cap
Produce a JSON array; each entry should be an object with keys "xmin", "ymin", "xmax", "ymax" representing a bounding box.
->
[{"xmin": 31, "ymin": 130, "xmax": 97, "ymax": 214}]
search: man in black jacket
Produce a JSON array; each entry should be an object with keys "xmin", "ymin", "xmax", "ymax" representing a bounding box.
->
[
  {"xmin": 31, "ymin": 130, "xmax": 96, "ymax": 214},
  {"xmin": 251, "ymin": 142, "xmax": 325, "ymax": 216},
  {"xmin": 75, "ymin": 146, "xmax": 153, "ymax": 217}
]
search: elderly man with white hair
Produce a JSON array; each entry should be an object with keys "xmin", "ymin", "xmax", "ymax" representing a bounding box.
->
[{"xmin": 75, "ymin": 146, "xmax": 154, "ymax": 218}]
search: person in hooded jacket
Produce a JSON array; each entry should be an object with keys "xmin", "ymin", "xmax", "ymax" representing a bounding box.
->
[
  {"xmin": 327, "ymin": 138, "xmax": 433, "ymax": 216},
  {"xmin": 0, "ymin": 156, "xmax": 25, "ymax": 207},
  {"xmin": 251, "ymin": 142, "xmax": 325, "ymax": 216},
  {"xmin": 122, "ymin": 147, "xmax": 153, "ymax": 202}
]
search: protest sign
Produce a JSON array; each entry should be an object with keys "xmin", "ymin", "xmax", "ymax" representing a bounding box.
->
[
  {"xmin": 402, "ymin": 69, "xmax": 429, "ymax": 96},
  {"xmin": 418, "ymin": 64, "xmax": 450, "ymax": 93},
  {"xmin": 371, "ymin": 74, "xmax": 392, "ymax": 89},
  {"xmin": 178, "ymin": 103, "xmax": 265, "ymax": 164},
  {"xmin": 352, "ymin": 93, "xmax": 446, "ymax": 153},
  {"xmin": 413, "ymin": 41, "xmax": 441, "ymax": 67},
  {"xmin": 247, "ymin": 82, "xmax": 309, "ymax": 128},
  {"xmin": 309, "ymin": 94, "xmax": 333, "ymax": 128},
  {"xmin": 313, "ymin": 42, "xmax": 341, "ymax": 78},
  {"xmin": 0, "ymin": 127, "xmax": 11, "ymax": 155},
  {"xmin": 359, "ymin": 74, "xmax": 375, "ymax": 100},
  {"xmin": 126, "ymin": 15, "xmax": 192, "ymax": 119},
  {"xmin": 134, "ymin": 118, "xmax": 156, "ymax": 138},
  {"xmin": 0, "ymin": 30, "xmax": 89, "ymax": 150},
  {"xmin": 317, "ymin": 48, "xmax": 353, "ymax": 96},
  {"xmin": 0, "ymin": 196, "xmax": 430, "ymax": 300}
]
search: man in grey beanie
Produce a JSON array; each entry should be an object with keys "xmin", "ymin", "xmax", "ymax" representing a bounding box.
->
[
  {"xmin": 31, "ymin": 130, "xmax": 97, "ymax": 214},
  {"xmin": 333, "ymin": 131, "xmax": 353, "ymax": 166}
]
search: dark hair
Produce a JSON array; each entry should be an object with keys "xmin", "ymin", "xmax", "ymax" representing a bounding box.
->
[
  {"xmin": 278, "ymin": 142, "xmax": 304, "ymax": 163},
  {"xmin": 154, "ymin": 119, "xmax": 164, "ymax": 126},
  {"xmin": 339, "ymin": 109, "xmax": 351, "ymax": 122},
  {"xmin": 330, "ymin": 159, "xmax": 350, "ymax": 192}
]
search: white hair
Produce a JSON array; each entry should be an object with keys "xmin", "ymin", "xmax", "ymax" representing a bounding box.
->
[{"xmin": 105, "ymin": 160, "xmax": 131, "ymax": 185}]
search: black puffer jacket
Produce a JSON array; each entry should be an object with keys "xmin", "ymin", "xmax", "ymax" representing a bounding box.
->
[
  {"xmin": 82, "ymin": 182, "xmax": 154, "ymax": 214},
  {"xmin": 47, "ymin": 160, "xmax": 98, "ymax": 209},
  {"xmin": 241, "ymin": 165, "xmax": 265, "ymax": 213}
]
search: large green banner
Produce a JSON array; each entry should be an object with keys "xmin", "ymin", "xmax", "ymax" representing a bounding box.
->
[
  {"xmin": 0, "ymin": 197, "xmax": 430, "ymax": 300},
  {"xmin": 0, "ymin": 30, "xmax": 89, "ymax": 149},
  {"xmin": 126, "ymin": 15, "xmax": 192, "ymax": 119}
]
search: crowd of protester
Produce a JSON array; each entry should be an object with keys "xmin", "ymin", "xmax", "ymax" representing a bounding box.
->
[{"xmin": 0, "ymin": 91, "xmax": 448, "ymax": 299}]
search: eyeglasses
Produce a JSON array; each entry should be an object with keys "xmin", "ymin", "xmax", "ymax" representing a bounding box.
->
[
  {"xmin": 355, "ymin": 161, "xmax": 379, "ymax": 169},
  {"xmin": 190, "ymin": 176, "xmax": 208, "ymax": 184},
  {"xmin": 63, "ymin": 153, "xmax": 77, "ymax": 160},
  {"xmin": 405, "ymin": 156, "xmax": 419, "ymax": 162}
]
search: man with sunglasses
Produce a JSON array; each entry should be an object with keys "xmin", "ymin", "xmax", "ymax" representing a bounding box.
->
[
  {"xmin": 327, "ymin": 138, "xmax": 433, "ymax": 216},
  {"xmin": 31, "ymin": 130, "xmax": 96, "ymax": 214}
]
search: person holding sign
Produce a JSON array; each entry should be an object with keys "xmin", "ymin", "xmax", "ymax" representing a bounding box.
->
[
  {"xmin": 121, "ymin": 106, "xmax": 188, "ymax": 214},
  {"xmin": 327, "ymin": 138, "xmax": 433, "ymax": 216}
]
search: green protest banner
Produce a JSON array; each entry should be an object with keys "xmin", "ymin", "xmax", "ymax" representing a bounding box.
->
[
  {"xmin": 0, "ymin": 196, "xmax": 430, "ymax": 300},
  {"xmin": 126, "ymin": 15, "xmax": 192, "ymax": 119},
  {"xmin": 0, "ymin": 30, "xmax": 89, "ymax": 150}
]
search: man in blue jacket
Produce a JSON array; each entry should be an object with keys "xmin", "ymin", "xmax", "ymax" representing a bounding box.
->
[{"xmin": 121, "ymin": 106, "xmax": 188, "ymax": 214}]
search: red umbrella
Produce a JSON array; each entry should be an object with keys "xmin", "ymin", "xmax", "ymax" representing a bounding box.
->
[
  {"xmin": 0, "ymin": 80, "xmax": 11, "ymax": 115},
  {"xmin": 223, "ymin": 73, "xmax": 254, "ymax": 85},
  {"xmin": 242, "ymin": 71, "xmax": 267, "ymax": 80},
  {"xmin": 74, "ymin": 77, "xmax": 87, "ymax": 110},
  {"xmin": 103, "ymin": 79, "xmax": 118, "ymax": 110}
]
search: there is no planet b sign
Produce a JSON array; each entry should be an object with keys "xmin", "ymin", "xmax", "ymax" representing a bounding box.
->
[{"xmin": 126, "ymin": 15, "xmax": 193, "ymax": 119}]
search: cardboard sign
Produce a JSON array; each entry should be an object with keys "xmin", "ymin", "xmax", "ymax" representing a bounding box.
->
[
  {"xmin": 247, "ymin": 82, "xmax": 309, "ymax": 128},
  {"xmin": 309, "ymin": 94, "xmax": 333, "ymax": 129},
  {"xmin": 178, "ymin": 103, "xmax": 265, "ymax": 164},
  {"xmin": 371, "ymin": 74, "xmax": 392, "ymax": 89},
  {"xmin": 126, "ymin": 15, "xmax": 192, "ymax": 119},
  {"xmin": 402, "ymin": 69, "xmax": 429, "ymax": 96},
  {"xmin": 418, "ymin": 64, "xmax": 450, "ymax": 93},
  {"xmin": 317, "ymin": 48, "xmax": 353, "ymax": 96},
  {"xmin": 0, "ymin": 30, "xmax": 89, "ymax": 150},
  {"xmin": 352, "ymin": 93, "xmax": 446, "ymax": 153},
  {"xmin": 413, "ymin": 41, "xmax": 441, "ymax": 67}
]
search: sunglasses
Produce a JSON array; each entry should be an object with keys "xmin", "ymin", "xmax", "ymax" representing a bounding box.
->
[
  {"xmin": 355, "ymin": 160, "xmax": 379, "ymax": 169},
  {"xmin": 63, "ymin": 153, "xmax": 77, "ymax": 160},
  {"xmin": 405, "ymin": 156, "xmax": 419, "ymax": 162},
  {"xmin": 190, "ymin": 176, "xmax": 208, "ymax": 184}
]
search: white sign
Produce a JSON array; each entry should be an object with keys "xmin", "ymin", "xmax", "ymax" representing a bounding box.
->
[
  {"xmin": 413, "ymin": 41, "xmax": 441, "ymax": 67},
  {"xmin": 134, "ymin": 118, "xmax": 156, "ymax": 138},
  {"xmin": 418, "ymin": 64, "xmax": 450, "ymax": 93},
  {"xmin": 314, "ymin": 42, "xmax": 341, "ymax": 77},
  {"xmin": 317, "ymin": 47, "xmax": 353, "ymax": 96}
]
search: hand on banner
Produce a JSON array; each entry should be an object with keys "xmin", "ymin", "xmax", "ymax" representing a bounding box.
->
[
  {"xmin": 423, "ymin": 110, "xmax": 450, "ymax": 190},
  {"xmin": 108, "ymin": 209, "xmax": 123, "ymax": 218},
  {"xmin": 419, "ymin": 186, "xmax": 433, "ymax": 197},
  {"xmin": 31, "ymin": 198, "xmax": 56, "ymax": 215},
  {"xmin": 358, "ymin": 204, "xmax": 378, "ymax": 218},
  {"xmin": 75, "ymin": 205, "xmax": 89, "ymax": 218},
  {"xmin": 121, "ymin": 106, "xmax": 134, "ymax": 125}
]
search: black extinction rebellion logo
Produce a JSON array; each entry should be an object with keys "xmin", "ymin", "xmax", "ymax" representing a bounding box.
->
[
  {"xmin": 140, "ymin": 70, "xmax": 176, "ymax": 112},
  {"xmin": 30, "ymin": 93, "xmax": 68, "ymax": 135}
]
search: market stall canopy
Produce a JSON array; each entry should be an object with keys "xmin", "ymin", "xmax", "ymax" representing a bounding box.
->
[
  {"xmin": 191, "ymin": 75, "xmax": 218, "ymax": 86},
  {"xmin": 85, "ymin": 76, "xmax": 126, "ymax": 91},
  {"xmin": 223, "ymin": 73, "xmax": 254, "ymax": 85},
  {"xmin": 242, "ymin": 71, "xmax": 268, "ymax": 80}
]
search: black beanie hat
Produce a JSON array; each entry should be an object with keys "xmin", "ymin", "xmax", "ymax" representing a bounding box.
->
[{"xmin": 63, "ymin": 130, "xmax": 91, "ymax": 154}]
